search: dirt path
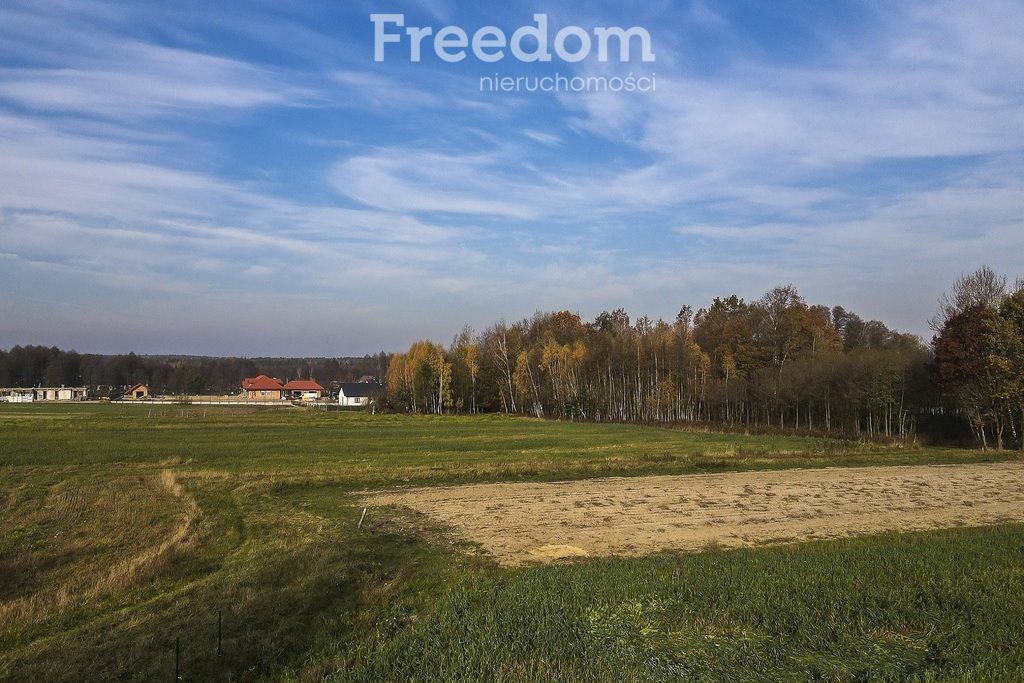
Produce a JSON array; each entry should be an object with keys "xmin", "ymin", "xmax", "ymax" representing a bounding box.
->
[{"xmin": 364, "ymin": 463, "xmax": 1024, "ymax": 565}]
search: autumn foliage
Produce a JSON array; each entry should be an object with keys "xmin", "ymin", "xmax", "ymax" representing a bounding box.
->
[{"xmin": 388, "ymin": 284, "xmax": 932, "ymax": 439}]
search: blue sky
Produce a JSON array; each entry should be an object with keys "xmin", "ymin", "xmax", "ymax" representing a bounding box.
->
[{"xmin": 1, "ymin": 0, "xmax": 1022, "ymax": 355}]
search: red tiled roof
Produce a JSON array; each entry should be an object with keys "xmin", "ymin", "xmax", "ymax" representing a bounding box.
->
[
  {"xmin": 282, "ymin": 379, "xmax": 325, "ymax": 392},
  {"xmin": 242, "ymin": 375, "xmax": 284, "ymax": 391}
]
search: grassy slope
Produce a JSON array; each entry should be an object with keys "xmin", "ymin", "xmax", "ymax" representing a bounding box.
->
[{"xmin": 0, "ymin": 404, "xmax": 1021, "ymax": 682}]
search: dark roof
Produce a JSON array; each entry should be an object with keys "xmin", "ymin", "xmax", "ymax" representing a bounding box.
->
[{"xmin": 339, "ymin": 381, "xmax": 384, "ymax": 398}]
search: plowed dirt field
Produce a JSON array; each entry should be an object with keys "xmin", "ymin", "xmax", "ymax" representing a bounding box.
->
[{"xmin": 365, "ymin": 463, "xmax": 1024, "ymax": 564}]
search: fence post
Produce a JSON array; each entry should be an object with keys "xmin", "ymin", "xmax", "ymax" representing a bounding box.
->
[
  {"xmin": 217, "ymin": 609, "xmax": 223, "ymax": 656},
  {"xmin": 174, "ymin": 636, "xmax": 180, "ymax": 681}
]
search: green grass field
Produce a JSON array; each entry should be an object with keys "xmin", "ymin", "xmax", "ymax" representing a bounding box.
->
[{"xmin": 1, "ymin": 404, "xmax": 1022, "ymax": 681}]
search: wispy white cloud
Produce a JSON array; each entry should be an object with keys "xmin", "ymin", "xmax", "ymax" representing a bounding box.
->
[
  {"xmin": 573, "ymin": 1, "xmax": 1024, "ymax": 169},
  {"xmin": 0, "ymin": 102, "xmax": 485, "ymax": 336},
  {"xmin": 0, "ymin": 43, "xmax": 315, "ymax": 118},
  {"xmin": 330, "ymin": 150, "xmax": 549, "ymax": 219},
  {"xmin": 523, "ymin": 129, "xmax": 562, "ymax": 146},
  {"xmin": 332, "ymin": 70, "xmax": 445, "ymax": 109},
  {"xmin": 1, "ymin": 0, "xmax": 1022, "ymax": 352}
]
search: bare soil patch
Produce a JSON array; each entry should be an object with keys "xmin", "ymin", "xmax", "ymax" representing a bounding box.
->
[{"xmin": 364, "ymin": 463, "xmax": 1024, "ymax": 565}]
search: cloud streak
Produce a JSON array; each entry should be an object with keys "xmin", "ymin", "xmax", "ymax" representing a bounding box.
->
[{"xmin": 1, "ymin": 0, "xmax": 1021, "ymax": 353}]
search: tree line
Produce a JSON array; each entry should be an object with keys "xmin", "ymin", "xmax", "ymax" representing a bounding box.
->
[
  {"xmin": 386, "ymin": 268, "xmax": 1024, "ymax": 450},
  {"xmin": 387, "ymin": 288, "xmax": 930, "ymax": 438},
  {"xmin": 0, "ymin": 348, "xmax": 387, "ymax": 397},
  {"xmin": 4, "ymin": 268, "xmax": 1022, "ymax": 449}
]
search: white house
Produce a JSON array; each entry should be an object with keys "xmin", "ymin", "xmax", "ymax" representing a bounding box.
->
[
  {"xmin": 338, "ymin": 381, "xmax": 383, "ymax": 407},
  {"xmin": 1, "ymin": 387, "xmax": 88, "ymax": 402}
]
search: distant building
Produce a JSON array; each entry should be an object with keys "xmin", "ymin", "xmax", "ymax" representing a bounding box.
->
[
  {"xmin": 0, "ymin": 387, "xmax": 88, "ymax": 402},
  {"xmin": 282, "ymin": 379, "xmax": 325, "ymax": 401},
  {"xmin": 338, "ymin": 381, "xmax": 383, "ymax": 407},
  {"xmin": 124, "ymin": 383, "xmax": 151, "ymax": 400},
  {"xmin": 241, "ymin": 375, "xmax": 285, "ymax": 400}
]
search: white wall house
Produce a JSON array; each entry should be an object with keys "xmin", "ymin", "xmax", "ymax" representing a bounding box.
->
[
  {"xmin": 338, "ymin": 381, "xmax": 383, "ymax": 407},
  {"xmin": 0, "ymin": 387, "xmax": 88, "ymax": 402}
]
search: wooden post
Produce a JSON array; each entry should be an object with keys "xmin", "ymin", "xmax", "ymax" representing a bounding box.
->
[{"xmin": 358, "ymin": 507, "xmax": 367, "ymax": 529}]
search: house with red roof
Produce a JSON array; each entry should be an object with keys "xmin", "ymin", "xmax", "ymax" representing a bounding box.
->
[
  {"xmin": 282, "ymin": 379, "xmax": 325, "ymax": 401},
  {"xmin": 241, "ymin": 375, "xmax": 285, "ymax": 400}
]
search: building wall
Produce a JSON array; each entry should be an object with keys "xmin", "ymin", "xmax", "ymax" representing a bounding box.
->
[
  {"xmin": 246, "ymin": 389, "xmax": 283, "ymax": 400},
  {"xmin": 58, "ymin": 388, "xmax": 87, "ymax": 400},
  {"xmin": 1, "ymin": 387, "xmax": 87, "ymax": 402}
]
